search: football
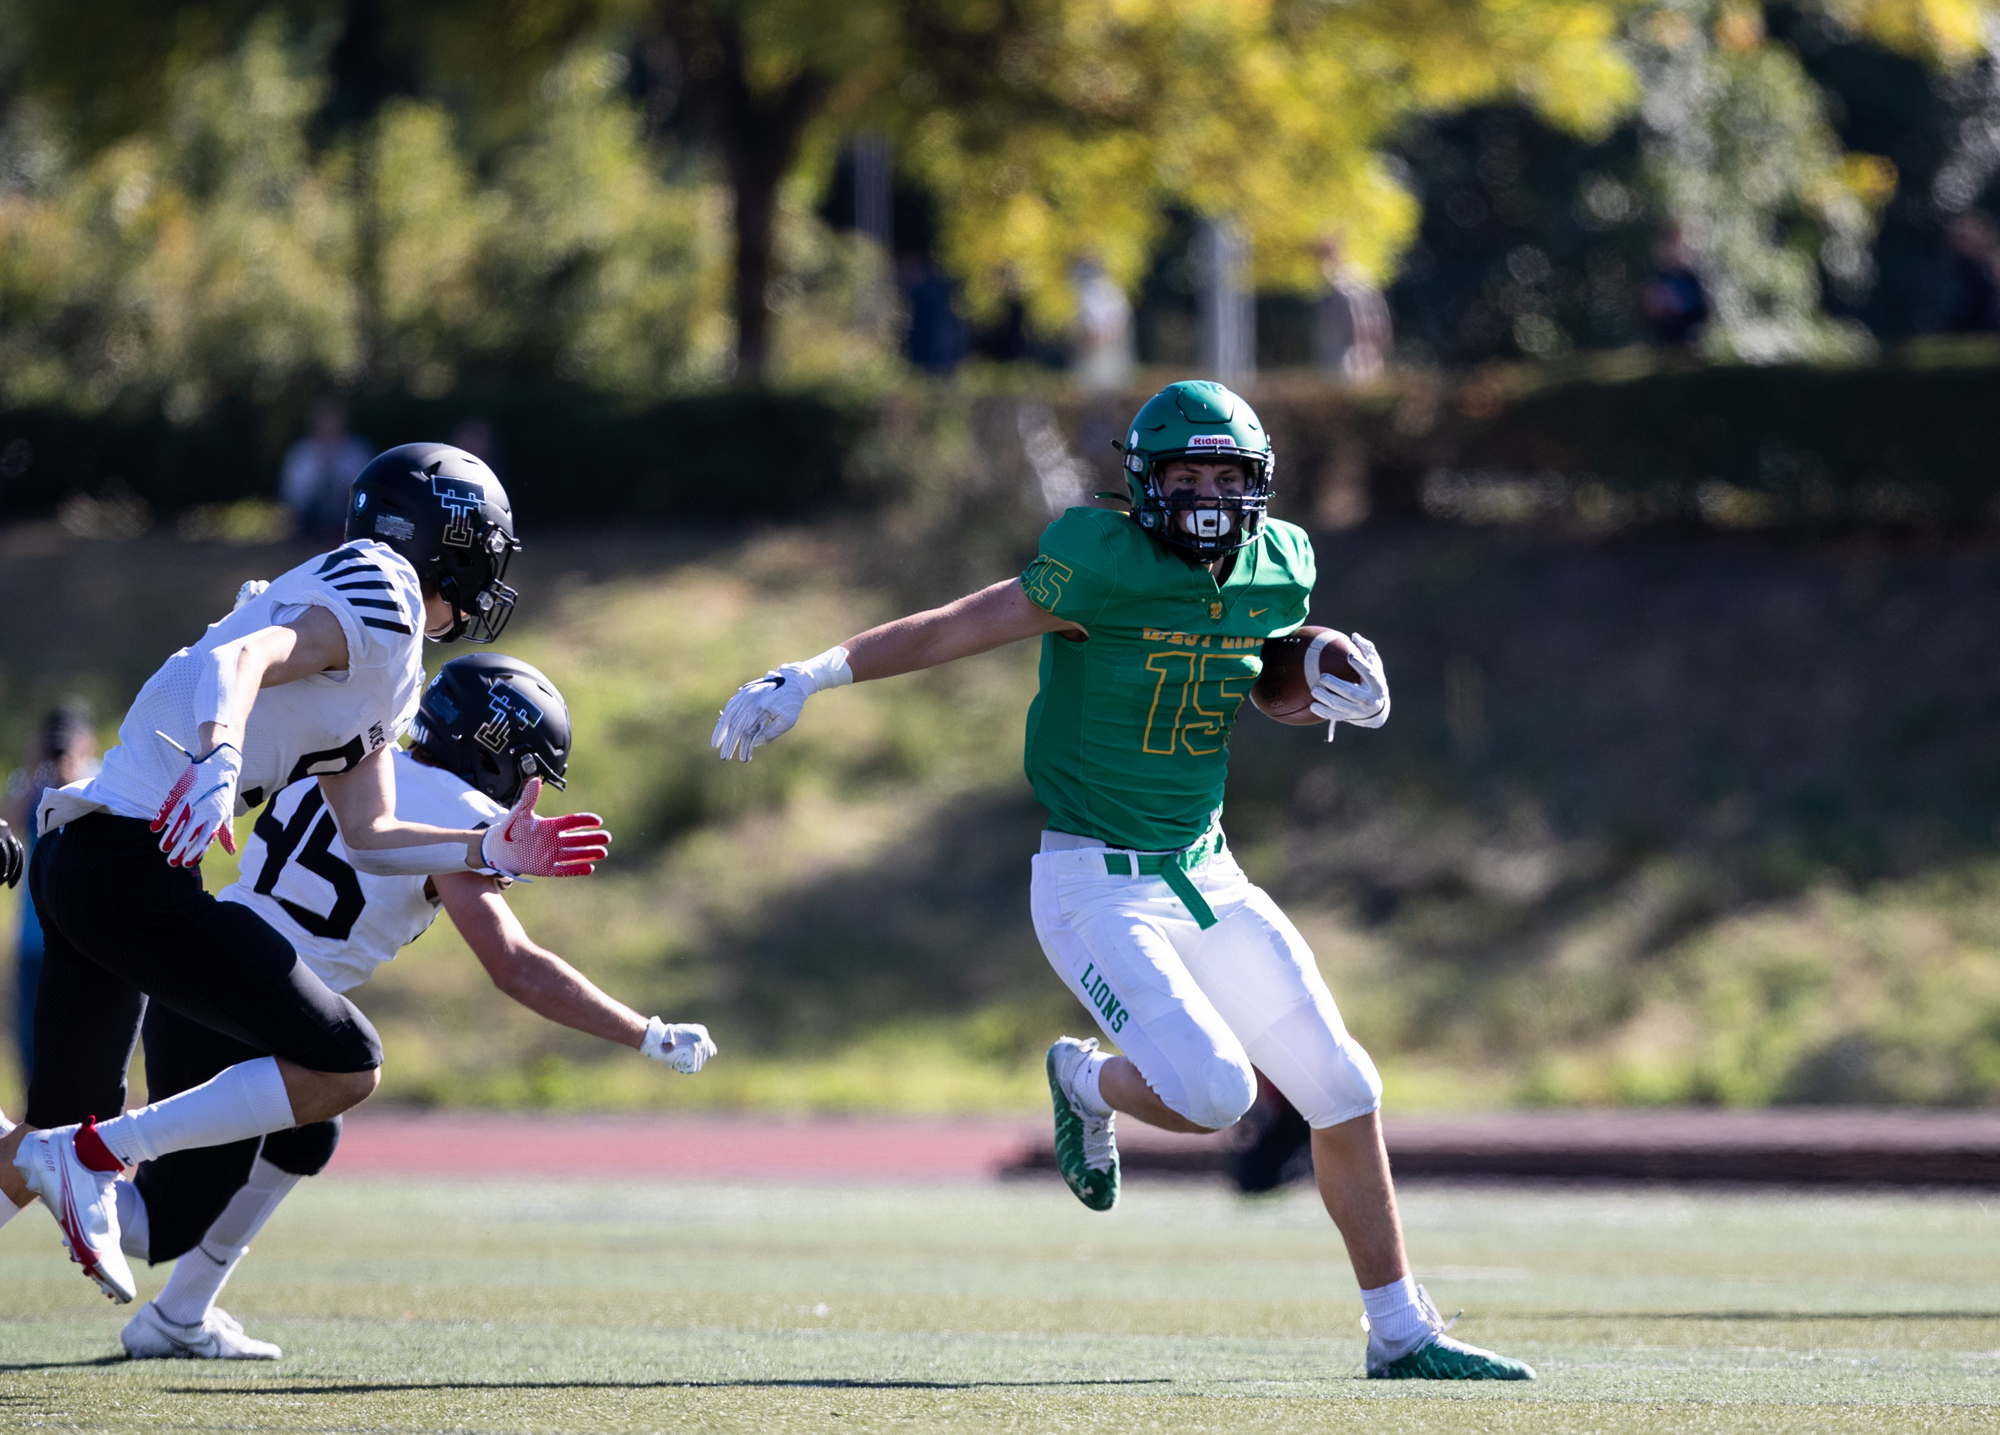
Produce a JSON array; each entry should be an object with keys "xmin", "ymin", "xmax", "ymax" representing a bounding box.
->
[{"xmin": 1250, "ymin": 626, "xmax": 1361, "ymax": 726}]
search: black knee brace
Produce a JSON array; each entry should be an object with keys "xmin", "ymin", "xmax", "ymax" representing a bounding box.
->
[{"xmin": 260, "ymin": 1116, "xmax": 341, "ymax": 1176}]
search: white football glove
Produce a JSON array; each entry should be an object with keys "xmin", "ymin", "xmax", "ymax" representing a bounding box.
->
[
  {"xmin": 712, "ymin": 646, "xmax": 853, "ymax": 762},
  {"xmin": 1308, "ymin": 632, "xmax": 1391, "ymax": 743},
  {"xmin": 152, "ymin": 743, "xmax": 243, "ymax": 867},
  {"xmin": 641, "ymin": 1017, "xmax": 717, "ymax": 1074}
]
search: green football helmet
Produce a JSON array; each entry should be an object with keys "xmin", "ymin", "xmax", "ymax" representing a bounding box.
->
[{"xmin": 1120, "ymin": 380, "xmax": 1274, "ymax": 561}]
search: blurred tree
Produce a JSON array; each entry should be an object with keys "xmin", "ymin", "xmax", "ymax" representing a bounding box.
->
[
  {"xmin": 1773, "ymin": 2, "xmax": 2000, "ymax": 338},
  {"xmin": 0, "ymin": 19, "xmax": 722, "ymax": 415},
  {"xmin": 896, "ymin": 0, "xmax": 1641, "ymax": 335},
  {"xmin": 1388, "ymin": 108, "xmax": 1654, "ymax": 363},
  {"xmin": 1385, "ymin": 0, "xmax": 1996, "ymax": 364},
  {"xmin": 652, "ymin": 0, "xmax": 856, "ymax": 381},
  {"xmin": 4, "ymin": 0, "xmax": 1993, "ymax": 388},
  {"xmin": 638, "ymin": 0, "xmax": 1644, "ymax": 379},
  {"xmin": 1632, "ymin": 1, "xmax": 1891, "ymax": 360},
  {"xmin": 0, "ymin": 0, "xmax": 268, "ymax": 148}
]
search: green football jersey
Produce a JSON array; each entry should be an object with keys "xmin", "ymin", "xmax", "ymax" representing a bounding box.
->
[{"xmin": 1020, "ymin": 507, "xmax": 1314, "ymax": 851}]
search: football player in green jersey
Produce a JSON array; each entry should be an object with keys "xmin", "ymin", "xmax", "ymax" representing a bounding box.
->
[{"xmin": 713, "ymin": 380, "xmax": 1534, "ymax": 1380}]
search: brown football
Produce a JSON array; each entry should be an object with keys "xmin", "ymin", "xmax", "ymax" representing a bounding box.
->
[{"xmin": 1251, "ymin": 626, "xmax": 1361, "ymax": 726}]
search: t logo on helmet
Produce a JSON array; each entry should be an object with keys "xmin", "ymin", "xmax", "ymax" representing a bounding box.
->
[
  {"xmin": 474, "ymin": 684, "xmax": 544, "ymax": 753},
  {"xmin": 429, "ymin": 472, "xmax": 484, "ymax": 549}
]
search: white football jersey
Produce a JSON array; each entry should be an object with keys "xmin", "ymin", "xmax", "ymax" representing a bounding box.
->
[
  {"xmin": 47, "ymin": 540, "xmax": 426, "ymax": 831},
  {"xmin": 219, "ymin": 749, "xmax": 507, "ymax": 993}
]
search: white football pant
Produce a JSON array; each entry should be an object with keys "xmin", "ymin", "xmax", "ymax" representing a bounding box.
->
[{"xmin": 1031, "ymin": 833, "xmax": 1382, "ymax": 1131}]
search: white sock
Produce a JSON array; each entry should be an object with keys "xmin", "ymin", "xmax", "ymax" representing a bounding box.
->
[
  {"xmin": 1075, "ymin": 1049, "xmax": 1114, "ymax": 1118},
  {"xmin": 93, "ymin": 1057, "xmax": 296, "ymax": 1167},
  {"xmin": 117, "ymin": 1180, "xmax": 151, "ymax": 1261},
  {"xmin": 1360, "ymin": 1275, "xmax": 1434, "ymax": 1361},
  {"xmin": 152, "ymin": 1157, "xmax": 301, "ymax": 1326}
]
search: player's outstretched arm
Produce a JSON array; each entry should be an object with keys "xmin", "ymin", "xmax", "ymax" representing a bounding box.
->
[
  {"xmin": 437, "ymin": 871, "xmax": 715, "ymax": 1072},
  {"xmin": 712, "ymin": 579, "xmax": 1081, "ymax": 761},
  {"xmin": 319, "ymin": 744, "xmax": 488, "ymax": 874},
  {"xmin": 323, "ymin": 757, "xmax": 611, "ymax": 879}
]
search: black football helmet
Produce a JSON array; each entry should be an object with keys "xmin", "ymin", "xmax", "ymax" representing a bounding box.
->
[
  {"xmin": 346, "ymin": 443, "xmax": 520, "ymax": 643},
  {"xmin": 407, "ymin": 653, "xmax": 570, "ymax": 806}
]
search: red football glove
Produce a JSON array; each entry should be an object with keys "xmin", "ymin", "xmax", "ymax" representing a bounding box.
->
[
  {"xmin": 479, "ymin": 777, "xmax": 610, "ymax": 877},
  {"xmin": 152, "ymin": 744, "xmax": 242, "ymax": 868}
]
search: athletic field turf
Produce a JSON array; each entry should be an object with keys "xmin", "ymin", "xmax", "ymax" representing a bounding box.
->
[{"xmin": 7, "ymin": 1177, "xmax": 2000, "ymax": 1432}]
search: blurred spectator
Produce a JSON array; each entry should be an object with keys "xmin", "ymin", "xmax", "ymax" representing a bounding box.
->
[
  {"xmin": 3, "ymin": 700, "xmax": 99, "ymax": 1083},
  {"xmin": 1637, "ymin": 223, "xmax": 1710, "ymax": 348},
  {"xmin": 899, "ymin": 253, "xmax": 969, "ymax": 376},
  {"xmin": 971, "ymin": 266, "xmax": 1043, "ymax": 365},
  {"xmin": 1072, "ymin": 259, "xmax": 1135, "ymax": 391},
  {"xmin": 1944, "ymin": 212, "xmax": 2000, "ymax": 333},
  {"xmin": 1312, "ymin": 237, "xmax": 1392, "ymax": 381},
  {"xmin": 280, "ymin": 398, "xmax": 373, "ymax": 542}
]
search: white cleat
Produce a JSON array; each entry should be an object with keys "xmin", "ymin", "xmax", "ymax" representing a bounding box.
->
[
  {"xmin": 14, "ymin": 1123, "xmax": 136, "ymax": 1303},
  {"xmin": 122, "ymin": 1302, "xmax": 281, "ymax": 1361}
]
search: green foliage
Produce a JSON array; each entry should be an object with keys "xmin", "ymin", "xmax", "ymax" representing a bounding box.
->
[
  {"xmin": 1343, "ymin": 349, "xmax": 2000, "ymax": 530},
  {"xmin": 1632, "ymin": 1, "xmax": 1890, "ymax": 362},
  {"xmin": 0, "ymin": 21, "xmax": 725, "ymax": 417},
  {"xmin": 5, "ymin": 0, "xmax": 1996, "ymax": 389},
  {"xmin": 899, "ymin": 0, "xmax": 1642, "ymax": 329}
]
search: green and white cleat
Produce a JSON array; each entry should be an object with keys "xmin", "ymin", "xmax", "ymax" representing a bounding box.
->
[
  {"xmin": 1366, "ymin": 1286, "xmax": 1535, "ymax": 1381},
  {"xmin": 1046, "ymin": 1036, "xmax": 1118, "ymax": 1212}
]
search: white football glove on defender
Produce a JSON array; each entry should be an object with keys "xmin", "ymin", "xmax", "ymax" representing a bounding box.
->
[
  {"xmin": 712, "ymin": 646, "xmax": 852, "ymax": 762},
  {"xmin": 641, "ymin": 1018, "xmax": 717, "ymax": 1074},
  {"xmin": 1309, "ymin": 632, "xmax": 1391, "ymax": 743}
]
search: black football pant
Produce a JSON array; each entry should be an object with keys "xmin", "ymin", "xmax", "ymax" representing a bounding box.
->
[
  {"xmin": 133, "ymin": 1005, "xmax": 341, "ymax": 1263},
  {"xmin": 24, "ymin": 812, "xmax": 381, "ymax": 1147}
]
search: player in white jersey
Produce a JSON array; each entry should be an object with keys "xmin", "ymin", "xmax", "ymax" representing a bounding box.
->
[
  {"xmin": 0, "ymin": 445, "xmax": 611, "ymax": 1306},
  {"xmin": 108, "ymin": 654, "xmax": 713, "ymax": 1360}
]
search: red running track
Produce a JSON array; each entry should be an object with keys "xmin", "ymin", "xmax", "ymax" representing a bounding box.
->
[
  {"xmin": 330, "ymin": 1111, "xmax": 1054, "ymax": 1183},
  {"xmin": 330, "ymin": 1107, "xmax": 2000, "ymax": 1186}
]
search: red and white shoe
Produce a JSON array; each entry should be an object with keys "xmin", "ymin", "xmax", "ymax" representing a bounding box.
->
[{"xmin": 14, "ymin": 1120, "xmax": 135, "ymax": 1303}]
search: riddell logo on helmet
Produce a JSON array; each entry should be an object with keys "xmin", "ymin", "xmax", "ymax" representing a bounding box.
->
[{"xmin": 1185, "ymin": 435, "xmax": 1234, "ymax": 450}]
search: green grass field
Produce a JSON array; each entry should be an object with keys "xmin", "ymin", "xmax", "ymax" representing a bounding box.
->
[{"xmin": 8, "ymin": 1176, "xmax": 2000, "ymax": 1432}]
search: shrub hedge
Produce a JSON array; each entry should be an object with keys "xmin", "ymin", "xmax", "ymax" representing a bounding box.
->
[
  {"xmin": 0, "ymin": 377, "xmax": 868, "ymax": 528},
  {"xmin": 3, "ymin": 346, "xmax": 1998, "ymax": 533}
]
